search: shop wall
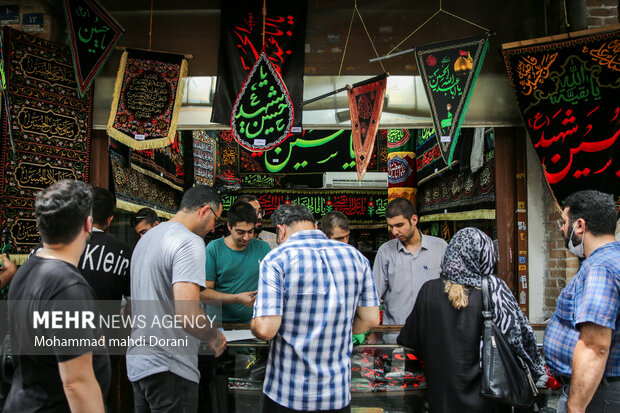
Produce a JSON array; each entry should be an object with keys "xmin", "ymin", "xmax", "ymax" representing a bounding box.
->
[
  {"xmin": 586, "ymin": 0, "xmax": 619, "ymax": 28},
  {"xmin": 526, "ymin": 140, "xmax": 546, "ymax": 323}
]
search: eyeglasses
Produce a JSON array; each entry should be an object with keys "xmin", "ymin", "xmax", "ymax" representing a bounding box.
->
[{"xmin": 211, "ymin": 208, "xmax": 221, "ymax": 221}]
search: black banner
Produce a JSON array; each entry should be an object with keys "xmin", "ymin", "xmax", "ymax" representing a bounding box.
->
[
  {"xmin": 231, "ymin": 52, "xmax": 293, "ymax": 151},
  {"xmin": 502, "ymin": 30, "xmax": 620, "ymax": 205},
  {"xmin": 64, "ymin": 0, "xmax": 124, "ymax": 97},
  {"xmin": 222, "ymin": 189, "xmax": 388, "ymax": 225},
  {"xmin": 415, "ymin": 34, "xmax": 489, "ymax": 166},
  {"xmin": 0, "ymin": 27, "xmax": 92, "ymax": 258},
  {"xmin": 211, "ymin": 0, "xmax": 307, "ymax": 129}
]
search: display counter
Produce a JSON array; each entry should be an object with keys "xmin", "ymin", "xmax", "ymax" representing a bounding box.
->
[{"xmin": 215, "ymin": 326, "xmax": 558, "ymax": 413}]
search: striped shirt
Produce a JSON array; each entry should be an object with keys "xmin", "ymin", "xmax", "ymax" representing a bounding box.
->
[
  {"xmin": 253, "ymin": 230, "xmax": 379, "ymax": 410},
  {"xmin": 544, "ymin": 241, "xmax": 620, "ymax": 377}
]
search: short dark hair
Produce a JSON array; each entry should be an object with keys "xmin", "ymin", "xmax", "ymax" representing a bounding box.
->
[
  {"xmin": 271, "ymin": 204, "xmax": 314, "ymax": 227},
  {"xmin": 227, "ymin": 201, "xmax": 258, "ymax": 227},
  {"xmin": 179, "ymin": 185, "xmax": 221, "ymax": 213},
  {"xmin": 237, "ymin": 194, "xmax": 258, "ymax": 204},
  {"xmin": 131, "ymin": 207, "xmax": 159, "ymax": 227},
  {"xmin": 563, "ymin": 190, "xmax": 617, "ymax": 236},
  {"xmin": 321, "ymin": 211, "xmax": 349, "ymax": 237},
  {"xmin": 35, "ymin": 180, "xmax": 93, "ymax": 244},
  {"xmin": 92, "ymin": 187, "xmax": 115, "ymax": 226},
  {"xmin": 386, "ymin": 198, "xmax": 417, "ymax": 220}
]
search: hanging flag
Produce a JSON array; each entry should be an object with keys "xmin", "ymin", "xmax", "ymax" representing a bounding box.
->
[
  {"xmin": 349, "ymin": 77, "xmax": 387, "ymax": 180},
  {"xmin": 387, "ymin": 129, "xmax": 417, "ymax": 204},
  {"xmin": 415, "ymin": 34, "xmax": 489, "ymax": 166},
  {"xmin": 64, "ymin": 0, "xmax": 124, "ymax": 97},
  {"xmin": 231, "ymin": 52, "xmax": 294, "ymax": 151},
  {"xmin": 212, "ymin": 0, "xmax": 307, "ymax": 129},
  {"xmin": 107, "ymin": 48, "xmax": 187, "ymax": 150},
  {"xmin": 502, "ymin": 30, "xmax": 620, "ymax": 206}
]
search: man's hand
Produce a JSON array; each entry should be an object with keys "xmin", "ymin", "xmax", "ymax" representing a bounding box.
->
[
  {"xmin": 237, "ymin": 291, "xmax": 257, "ymax": 308},
  {"xmin": 0, "ymin": 253, "xmax": 17, "ymax": 289},
  {"xmin": 207, "ymin": 330, "xmax": 227, "ymax": 357}
]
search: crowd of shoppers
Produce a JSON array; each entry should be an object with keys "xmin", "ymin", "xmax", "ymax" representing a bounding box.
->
[{"xmin": 1, "ymin": 181, "xmax": 618, "ymax": 413}]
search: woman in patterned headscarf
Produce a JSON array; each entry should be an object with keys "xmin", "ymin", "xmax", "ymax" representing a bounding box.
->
[{"xmin": 398, "ymin": 227, "xmax": 545, "ymax": 413}]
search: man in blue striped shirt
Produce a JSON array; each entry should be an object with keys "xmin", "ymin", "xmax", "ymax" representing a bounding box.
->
[
  {"xmin": 544, "ymin": 190, "xmax": 620, "ymax": 413},
  {"xmin": 251, "ymin": 204, "xmax": 380, "ymax": 413}
]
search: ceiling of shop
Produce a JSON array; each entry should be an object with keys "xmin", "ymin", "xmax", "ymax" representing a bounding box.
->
[
  {"xmin": 45, "ymin": 0, "xmax": 553, "ymax": 77},
  {"xmin": 41, "ymin": 0, "xmax": 572, "ymax": 128}
]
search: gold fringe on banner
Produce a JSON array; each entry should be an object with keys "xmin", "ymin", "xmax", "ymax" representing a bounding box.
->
[
  {"xmin": 129, "ymin": 163, "xmax": 184, "ymax": 192},
  {"xmin": 106, "ymin": 52, "xmax": 188, "ymax": 150},
  {"xmin": 115, "ymin": 198, "xmax": 175, "ymax": 220},
  {"xmin": 419, "ymin": 209, "xmax": 496, "ymax": 223},
  {"xmin": 10, "ymin": 254, "xmax": 30, "ymax": 266}
]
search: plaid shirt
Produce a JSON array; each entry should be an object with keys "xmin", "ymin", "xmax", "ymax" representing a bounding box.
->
[
  {"xmin": 253, "ymin": 230, "xmax": 379, "ymax": 410},
  {"xmin": 544, "ymin": 241, "xmax": 620, "ymax": 377}
]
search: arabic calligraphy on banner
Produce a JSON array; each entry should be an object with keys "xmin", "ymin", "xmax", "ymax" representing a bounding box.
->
[
  {"xmin": 64, "ymin": 0, "xmax": 124, "ymax": 97},
  {"xmin": 107, "ymin": 49, "xmax": 187, "ymax": 150},
  {"xmin": 109, "ymin": 143, "xmax": 180, "ymax": 218},
  {"xmin": 388, "ymin": 129, "xmax": 416, "ymax": 203},
  {"xmin": 418, "ymin": 160, "xmax": 496, "ymax": 214},
  {"xmin": 231, "ymin": 52, "xmax": 294, "ymax": 151},
  {"xmin": 502, "ymin": 30, "xmax": 620, "ymax": 204},
  {"xmin": 238, "ymin": 129, "xmax": 388, "ymax": 175},
  {"xmin": 193, "ymin": 130, "xmax": 216, "ymax": 187},
  {"xmin": 415, "ymin": 128, "xmax": 454, "ymax": 183},
  {"xmin": 211, "ymin": 0, "xmax": 307, "ymax": 128},
  {"xmin": 0, "ymin": 27, "xmax": 92, "ymax": 256},
  {"xmin": 415, "ymin": 34, "xmax": 489, "ymax": 166},
  {"xmin": 221, "ymin": 189, "xmax": 387, "ymax": 224},
  {"xmin": 348, "ymin": 78, "xmax": 387, "ymax": 180}
]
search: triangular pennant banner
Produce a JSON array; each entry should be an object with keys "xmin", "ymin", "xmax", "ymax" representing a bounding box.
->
[
  {"xmin": 64, "ymin": 0, "xmax": 124, "ymax": 97},
  {"xmin": 502, "ymin": 30, "xmax": 620, "ymax": 206},
  {"xmin": 212, "ymin": 0, "xmax": 307, "ymax": 129},
  {"xmin": 107, "ymin": 49, "xmax": 187, "ymax": 150},
  {"xmin": 415, "ymin": 34, "xmax": 489, "ymax": 166},
  {"xmin": 348, "ymin": 78, "xmax": 387, "ymax": 180},
  {"xmin": 231, "ymin": 52, "xmax": 294, "ymax": 151}
]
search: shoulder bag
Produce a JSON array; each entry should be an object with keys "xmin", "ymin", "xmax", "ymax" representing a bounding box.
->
[{"xmin": 480, "ymin": 275, "xmax": 538, "ymax": 407}]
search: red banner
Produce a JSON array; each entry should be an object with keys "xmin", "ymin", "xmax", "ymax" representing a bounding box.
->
[{"xmin": 348, "ymin": 78, "xmax": 387, "ymax": 180}]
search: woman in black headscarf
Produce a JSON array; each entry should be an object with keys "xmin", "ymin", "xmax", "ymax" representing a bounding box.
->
[{"xmin": 398, "ymin": 227, "xmax": 545, "ymax": 413}]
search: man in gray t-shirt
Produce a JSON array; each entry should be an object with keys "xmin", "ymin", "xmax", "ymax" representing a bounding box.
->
[
  {"xmin": 127, "ymin": 186, "xmax": 226, "ymax": 413},
  {"xmin": 373, "ymin": 198, "xmax": 447, "ymax": 342}
]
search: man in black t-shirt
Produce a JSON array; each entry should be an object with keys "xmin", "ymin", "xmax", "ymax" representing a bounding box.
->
[
  {"xmin": 30, "ymin": 187, "xmax": 132, "ymax": 304},
  {"xmin": 5, "ymin": 180, "xmax": 110, "ymax": 413},
  {"xmin": 80, "ymin": 187, "xmax": 132, "ymax": 303}
]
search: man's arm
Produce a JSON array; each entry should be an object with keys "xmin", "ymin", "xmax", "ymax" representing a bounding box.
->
[
  {"xmin": 173, "ymin": 282, "xmax": 226, "ymax": 356},
  {"xmin": 251, "ymin": 315, "xmax": 282, "ymax": 341},
  {"xmin": 372, "ymin": 249, "xmax": 388, "ymax": 301},
  {"xmin": 58, "ymin": 353, "xmax": 105, "ymax": 413},
  {"xmin": 200, "ymin": 281, "xmax": 256, "ymax": 307},
  {"xmin": 567, "ymin": 322, "xmax": 612, "ymax": 413},
  {"xmin": 0, "ymin": 254, "xmax": 16, "ymax": 289},
  {"xmin": 353, "ymin": 306, "xmax": 380, "ymax": 335}
]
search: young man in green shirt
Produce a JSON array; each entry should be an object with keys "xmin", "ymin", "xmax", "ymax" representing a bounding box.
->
[{"xmin": 201, "ymin": 201, "xmax": 271, "ymax": 323}]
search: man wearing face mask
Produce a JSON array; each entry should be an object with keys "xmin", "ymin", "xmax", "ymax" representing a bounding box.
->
[{"xmin": 544, "ymin": 190, "xmax": 620, "ymax": 413}]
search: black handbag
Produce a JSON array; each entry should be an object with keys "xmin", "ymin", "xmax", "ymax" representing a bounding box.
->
[{"xmin": 480, "ymin": 275, "xmax": 538, "ymax": 407}]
